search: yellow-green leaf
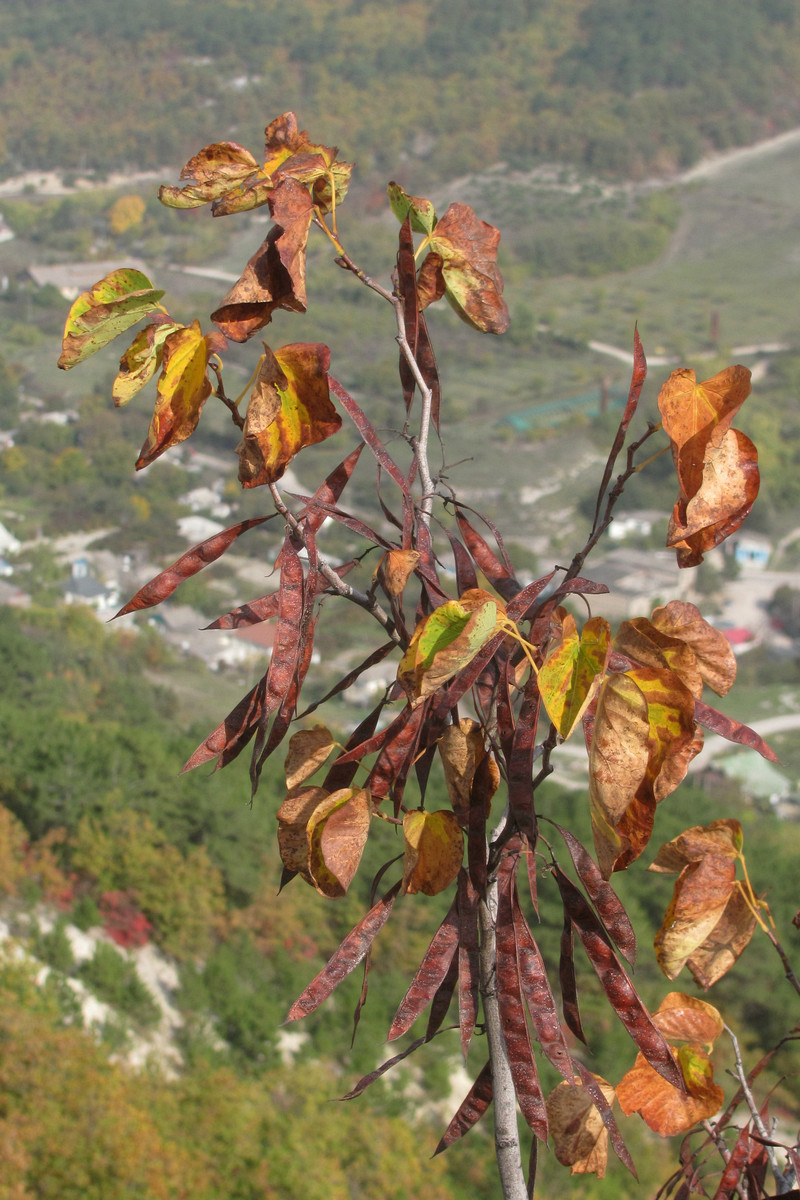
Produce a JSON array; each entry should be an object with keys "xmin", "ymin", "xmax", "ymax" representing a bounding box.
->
[
  {"xmin": 539, "ymin": 614, "xmax": 611, "ymax": 739},
  {"xmin": 398, "ymin": 590, "xmax": 500, "ymax": 702},
  {"xmin": 58, "ymin": 269, "xmax": 165, "ymax": 369},
  {"xmin": 236, "ymin": 342, "xmax": 340, "ymax": 488},
  {"xmin": 402, "ymin": 809, "xmax": 463, "ymax": 896},
  {"xmin": 387, "ymin": 182, "xmax": 437, "ymax": 234},
  {"xmin": 112, "ymin": 320, "xmax": 183, "ymax": 407},
  {"xmin": 136, "ymin": 321, "xmax": 212, "ymax": 469},
  {"xmin": 614, "ymin": 617, "xmax": 702, "ymax": 699}
]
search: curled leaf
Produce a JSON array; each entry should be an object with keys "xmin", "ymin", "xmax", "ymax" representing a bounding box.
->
[
  {"xmin": 652, "ymin": 992, "xmax": 724, "ymax": 1048},
  {"xmin": 112, "ymin": 319, "xmax": 183, "ymax": 406},
  {"xmin": 387, "ymin": 181, "xmax": 437, "ymax": 234},
  {"xmin": 236, "ymin": 342, "xmax": 340, "ymax": 487},
  {"xmin": 658, "ymin": 366, "xmax": 759, "ymax": 566},
  {"xmin": 307, "ymin": 788, "xmax": 371, "ymax": 898},
  {"xmin": 650, "ymin": 601, "xmax": 736, "ymax": 696},
  {"xmin": 417, "ymin": 202, "xmax": 509, "ymax": 334},
  {"xmin": 158, "ymin": 141, "xmax": 260, "ymax": 209},
  {"xmin": 546, "ymin": 1075, "xmax": 616, "ymax": 1178}
]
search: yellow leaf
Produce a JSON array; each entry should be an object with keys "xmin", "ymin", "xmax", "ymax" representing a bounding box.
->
[
  {"xmin": 402, "ymin": 810, "xmax": 463, "ymax": 896},
  {"xmin": 136, "ymin": 321, "xmax": 212, "ymax": 469},
  {"xmin": 539, "ymin": 614, "xmax": 610, "ymax": 739}
]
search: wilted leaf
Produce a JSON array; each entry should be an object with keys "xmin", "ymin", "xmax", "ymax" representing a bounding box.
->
[
  {"xmin": 546, "ymin": 1075, "xmax": 616, "ymax": 1178},
  {"xmin": 387, "ymin": 181, "xmax": 437, "ymax": 234},
  {"xmin": 588, "ymin": 673, "xmax": 651, "ymax": 877},
  {"xmin": 58, "ymin": 269, "xmax": 165, "ymax": 369},
  {"xmin": 614, "ymin": 618, "xmax": 703, "ymax": 699},
  {"xmin": 649, "ymin": 820, "xmax": 743, "ymax": 874},
  {"xmin": 236, "ymin": 342, "xmax": 340, "ymax": 487},
  {"xmin": 617, "ymin": 1044, "xmax": 723, "ymax": 1137},
  {"xmin": 398, "ymin": 589, "xmax": 502, "ymax": 702},
  {"xmin": 377, "ymin": 549, "xmax": 420, "ymax": 598},
  {"xmin": 539, "ymin": 614, "xmax": 611, "ymax": 739},
  {"xmin": 438, "ymin": 718, "xmax": 493, "ymax": 820},
  {"xmin": 658, "ymin": 366, "xmax": 759, "ymax": 566},
  {"xmin": 112, "ymin": 319, "xmax": 183, "ymax": 406},
  {"xmin": 652, "ymin": 992, "xmax": 724, "ymax": 1047},
  {"xmin": 136, "ymin": 321, "xmax": 213, "ymax": 468},
  {"xmin": 307, "ymin": 787, "xmax": 371, "ymax": 898},
  {"xmin": 276, "ymin": 786, "xmax": 329, "ymax": 880},
  {"xmin": 683, "ymin": 883, "xmax": 757, "ymax": 988},
  {"xmin": 653, "ymin": 856, "xmax": 737, "ymax": 980},
  {"xmin": 402, "ymin": 809, "xmax": 464, "ymax": 896},
  {"xmin": 417, "ymin": 202, "xmax": 509, "ymax": 334},
  {"xmin": 158, "ymin": 141, "xmax": 260, "ymax": 208},
  {"xmin": 650, "ymin": 601, "xmax": 737, "ymax": 696},
  {"xmin": 211, "ymin": 180, "xmax": 314, "ymax": 341},
  {"xmin": 284, "ymin": 726, "xmax": 336, "ymax": 790}
]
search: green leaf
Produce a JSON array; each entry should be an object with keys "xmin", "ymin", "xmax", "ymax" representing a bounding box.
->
[
  {"xmin": 398, "ymin": 590, "xmax": 500, "ymax": 701},
  {"xmin": 58, "ymin": 269, "xmax": 165, "ymax": 369},
  {"xmin": 387, "ymin": 182, "xmax": 437, "ymax": 235}
]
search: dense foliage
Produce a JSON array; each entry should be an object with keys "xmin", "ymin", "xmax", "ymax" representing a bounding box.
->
[{"xmin": 1, "ymin": 0, "xmax": 799, "ymax": 182}]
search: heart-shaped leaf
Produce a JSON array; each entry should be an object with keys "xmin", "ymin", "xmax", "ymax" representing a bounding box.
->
[
  {"xmin": 236, "ymin": 342, "xmax": 340, "ymax": 488},
  {"xmin": 417, "ymin": 203, "xmax": 509, "ymax": 334}
]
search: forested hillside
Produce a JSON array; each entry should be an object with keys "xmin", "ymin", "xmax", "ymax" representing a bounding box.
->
[{"xmin": 1, "ymin": 0, "xmax": 799, "ymax": 184}]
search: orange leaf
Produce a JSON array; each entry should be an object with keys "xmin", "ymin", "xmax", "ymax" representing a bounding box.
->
[
  {"xmin": 546, "ymin": 1075, "xmax": 616, "ymax": 1178},
  {"xmin": 417, "ymin": 203, "xmax": 509, "ymax": 334},
  {"xmin": 617, "ymin": 1044, "xmax": 723, "ymax": 1137},
  {"xmin": 135, "ymin": 321, "xmax": 212, "ymax": 469},
  {"xmin": 402, "ymin": 809, "xmax": 464, "ymax": 896},
  {"xmin": 657, "ymin": 366, "xmax": 759, "ymax": 566},
  {"xmin": 650, "ymin": 601, "xmax": 736, "ymax": 696},
  {"xmin": 652, "ymin": 992, "xmax": 724, "ymax": 1047},
  {"xmin": 236, "ymin": 342, "xmax": 340, "ymax": 488},
  {"xmin": 377, "ymin": 549, "xmax": 420, "ymax": 598},
  {"xmin": 649, "ymin": 819, "xmax": 744, "ymax": 874}
]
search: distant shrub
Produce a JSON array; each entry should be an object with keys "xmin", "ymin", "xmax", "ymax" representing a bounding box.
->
[
  {"xmin": 98, "ymin": 890, "xmax": 152, "ymax": 949},
  {"xmin": 77, "ymin": 941, "xmax": 159, "ymax": 1029}
]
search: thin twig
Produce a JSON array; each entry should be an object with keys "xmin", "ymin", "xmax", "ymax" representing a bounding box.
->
[
  {"xmin": 268, "ymin": 483, "xmax": 401, "ymax": 645},
  {"xmin": 725, "ymin": 1024, "xmax": 792, "ymax": 1193},
  {"xmin": 702, "ymin": 1120, "xmax": 749, "ymax": 1200},
  {"xmin": 209, "ymin": 362, "xmax": 245, "ymax": 430}
]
